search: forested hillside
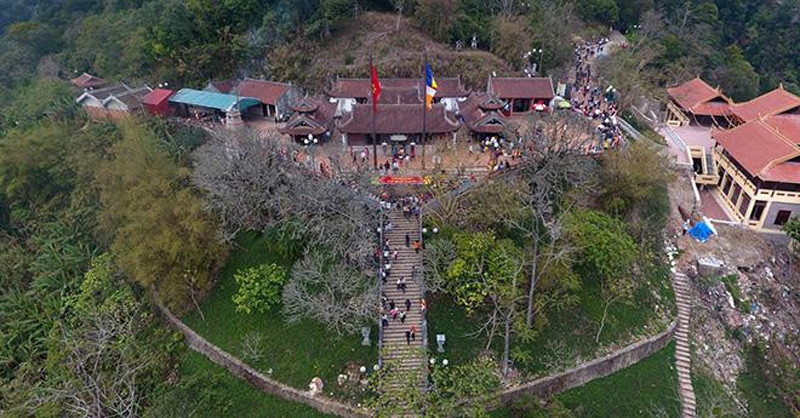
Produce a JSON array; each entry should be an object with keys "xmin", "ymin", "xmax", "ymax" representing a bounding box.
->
[
  {"xmin": 2, "ymin": 1, "xmax": 800, "ymax": 416},
  {"xmin": 1, "ymin": 0, "xmax": 799, "ymax": 101}
]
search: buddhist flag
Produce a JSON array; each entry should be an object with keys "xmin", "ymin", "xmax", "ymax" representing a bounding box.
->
[
  {"xmin": 371, "ymin": 63, "xmax": 381, "ymax": 111},
  {"xmin": 425, "ymin": 63, "xmax": 438, "ymax": 109}
]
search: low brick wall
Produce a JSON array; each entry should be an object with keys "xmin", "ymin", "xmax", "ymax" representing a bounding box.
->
[
  {"xmin": 154, "ymin": 299, "xmax": 370, "ymax": 418},
  {"xmin": 490, "ymin": 321, "xmax": 676, "ymax": 409}
]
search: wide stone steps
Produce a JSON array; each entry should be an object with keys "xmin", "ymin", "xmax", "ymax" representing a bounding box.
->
[{"xmin": 378, "ymin": 208, "xmax": 426, "ymax": 405}]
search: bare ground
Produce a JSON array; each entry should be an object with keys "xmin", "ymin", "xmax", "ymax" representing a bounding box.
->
[{"xmin": 667, "ymin": 168, "xmax": 800, "ymax": 414}]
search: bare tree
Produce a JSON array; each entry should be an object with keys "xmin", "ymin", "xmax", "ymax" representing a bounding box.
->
[
  {"xmin": 192, "ymin": 129, "xmax": 301, "ymax": 241},
  {"xmin": 29, "ymin": 303, "xmax": 153, "ymax": 417},
  {"xmin": 282, "ymin": 250, "xmax": 378, "ymax": 337},
  {"xmin": 422, "ymin": 238, "xmax": 457, "ymax": 294},
  {"xmin": 240, "ymin": 332, "xmax": 265, "ymax": 363},
  {"xmin": 514, "ymin": 114, "xmax": 596, "ymax": 329},
  {"xmin": 391, "ymin": 0, "xmax": 409, "ymax": 31}
]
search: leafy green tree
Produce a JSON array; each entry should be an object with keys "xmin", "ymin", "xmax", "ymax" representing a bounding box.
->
[
  {"xmin": 232, "ymin": 263, "xmax": 287, "ymax": 314},
  {"xmin": 366, "ymin": 351, "xmax": 500, "ymax": 417},
  {"xmin": 577, "ymin": 0, "xmax": 620, "ymax": 26},
  {"xmin": 564, "ymin": 209, "xmax": 637, "ymax": 343},
  {"xmin": 96, "ymin": 120, "xmax": 226, "ymax": 311},
  {"xmin": 28, "ymin": 253, "xmax": 171, "ymax": 417},
  {"xmin": 490, "ymin": 16, "xmax": 529, "ymax": 70},
  {"xmin": 710, "ymin": 44, "xmax": 760, "ymax": 101},
  {"xmin": 599, "ymin": 141, "xmax": 672, "ymax": 242},
  {"xmin": 447, "ymin": 232, "xmax": 526, "ymax": 375},
  {"xmin": 414, "ymin": 0, "xmax": 460, "ymax": 43},
  {"xmin": 785, "ymin": 218, "xmax": 800, "ymax": 243}
]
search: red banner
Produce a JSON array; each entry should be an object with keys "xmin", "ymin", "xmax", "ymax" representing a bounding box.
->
[{"xmin": 379, "ymin": 176, "xmax": 424, "ymax": 185}]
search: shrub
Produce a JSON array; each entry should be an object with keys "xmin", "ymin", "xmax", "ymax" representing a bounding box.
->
[{"xmin": 232, "ymin": 263, "xmax": 287, "ymax": 314}]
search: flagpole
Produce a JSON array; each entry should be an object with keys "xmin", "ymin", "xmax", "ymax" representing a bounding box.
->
[
  {"xmin": 371, "ymin": 57, "xmax": 378, "ymax": 170},
  {"xmin": 421, "ymin": 52, "xmax": 427, "ymax": 170}
]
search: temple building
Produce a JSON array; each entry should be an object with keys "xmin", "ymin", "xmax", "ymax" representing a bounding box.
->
[
  {"xmin": 326, "ymin": 77, "xmax": 469, "ymax": 113},
  {"xmin": 203, "ymin": 78, "xmax": 301, "ymax": 119},
  {"xmin": 275, "ymin": 76, "xmax": 555, "ymax": 148},
  {"xmin": 666, "ymin": 76, "xmax": 800, "ymax": 232},
  {"xmin": 75, "ymin": 83, "xmax": 151, "ymax": 119},
  {"xmin": 277, "ymin": 96, "xmax": 337, "ymax": 143},
  {"xmin": 487, "ymin": 76, "xmax": 554, "ymax": 115},
  {"xmin": 70, "ymin": 72, "xmax": 107, "ymax": 90},
  {"xmin": 665, "ymin": 77, "xmax": 735, "ymax": 127},
  {"xmin": 712, "ymin": 109, "xmax": 800, "ymax": 232},
  {"xmin": 336, "ymin": 103, "xmax": 460, "ymax": 146},
  {"xmin": 458, "ymin": 92, "xmax": 508, "ymax": 139}
]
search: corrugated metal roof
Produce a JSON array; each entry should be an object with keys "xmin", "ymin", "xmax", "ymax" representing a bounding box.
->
[{"xmin": 169, "ymin": 88, "xmax": 261, "ymax": 111}]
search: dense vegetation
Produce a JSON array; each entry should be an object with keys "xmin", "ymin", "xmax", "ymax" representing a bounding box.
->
[{"xmin": 2, "ymin": 0, "xmax": 798, "ymax": 102}]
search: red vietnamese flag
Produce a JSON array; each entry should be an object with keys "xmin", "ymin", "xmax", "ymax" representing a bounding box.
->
[{"xmin": 370, "ymin": 63, "xmax": 381, "ymax": 111}]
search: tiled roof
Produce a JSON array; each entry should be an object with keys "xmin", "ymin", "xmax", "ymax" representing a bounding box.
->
[
  {"xmin": 142, "ymin": 88, "xmax": 174, "ymax": 106},
  {"xmin": 765, "ymin": 114, "xmax": 800, "ymax": 144},
  {"xmin": 732, "ymin": 87, "xmax": 800, "ymax": 123},
  {"xmin": 760, "ymin": 162, "xmax": 800, "ymax": 184},
  {"xmin": 459, "ymin": 93, "xmax": 507, "ymax": 134},
  {"xmin": 279, "ymin": 96, "xmax": 335, "ymax": 136},
  {"xmin": 337, "ymin": 103, "xmax": 460, "ymax": 134},
  {"xmin": 70, "ymin": 72, "xmax": 107, "ymax": 89},
  {"xmin": 206, "ymin": 79, "xmax": 238, "ymax": 94},
  {"xmin": 666, "ymin": 77, "xmax": 726, "ymax": 113},
  {"xmin": 236, "ymin": 79, "xmax": 292, "ymax": 105},
  {"xmin": 488, "ymin": 77, "xmax": 554, "ymax": 100},
  {"xmin": 115, "ymin": 87, "xmax": 151, "ymax": 109},
  {"xmin": 328, "ymin": 77, "xmax": 468, "ymax": 100},
  {"xmin": 76, "ymin": 83, "xmax": 151, "ymax": 111},
  {"xmin": 690, "ymin": 101, "xmax": 733, "ymax": 116},
  {"xmin": 714, "ymin": 120, "xmax": 800, "ymax": 181}
]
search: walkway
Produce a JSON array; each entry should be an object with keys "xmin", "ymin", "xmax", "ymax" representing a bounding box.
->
[
  {"xmin": 380, "ymin": 208, "xmax": 426, "ymax": 393},
  {"xmin": 673, "ymin": 272, "xmax": 696, "ymax": 417}
]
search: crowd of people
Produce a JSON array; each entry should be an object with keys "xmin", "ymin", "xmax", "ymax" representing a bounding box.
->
[
  {"xmin": 571, "ymin": 37, "xmax": 624, "ymax": 152},
  {"xmin": 469, "ymin": 135, "xmax": 525, "ymax": 173},
  {"xmin": 377, "ymin": 194, "xmax": 425, "ymax": 346}
]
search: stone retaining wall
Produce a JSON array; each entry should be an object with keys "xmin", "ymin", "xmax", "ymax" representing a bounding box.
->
[
  {"xmin": 490, "ymin": 321, "xmax": 676, "ymax": 409},
  {"xmin": 154, "ymin": 299, "xmax": 370, "ymax": 418},
  {"xmin": 157, "ymin": 289, "xmax": 674, "ymax": 417}
]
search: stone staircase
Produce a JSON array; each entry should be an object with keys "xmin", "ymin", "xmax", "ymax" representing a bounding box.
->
[
  {"xmin": 673, "ymin": 272, "xmax": 696, "ymax": 417},
  {"xmin": 380, "ymin": 209, "xmax": 426, "ymax": 394}
]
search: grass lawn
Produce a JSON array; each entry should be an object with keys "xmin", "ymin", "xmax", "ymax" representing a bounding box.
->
[
  {"xmin": 490, "ymin": 343, "xmax": 679, "ymax": 418},
  {"xmin": 177, "ymin": 351, "xmax": 333, "ymax": 418},
  {"xmin": 427, "ymin": 260, "xmax": 672, "ymax": 376},
  {"xmin": 182, "ymin": 231, "xmax": 377, "ymax": 399},
  {"xmin": 737, "ymin": 348, "xmax": 793, "ymax": 418},
  {"xmin": 556, "ymin": 342, "xmax": 680, "ymax": 417}
]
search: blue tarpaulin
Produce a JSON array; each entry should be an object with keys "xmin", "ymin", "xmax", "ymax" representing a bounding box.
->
[{"xmin": 688, "ymin": 221, "xmax": 714, "ymax": 243}]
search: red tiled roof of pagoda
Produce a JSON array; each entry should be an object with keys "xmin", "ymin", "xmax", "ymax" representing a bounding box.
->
[
  {"xmin": 666, "ymin": 77, "xmax": 727, "ymax": 113},
  {"xmin": 488, "ymin": 77, "xmax": 554, "ymax": 100},
  {"xmin": 459, "ymin": 93, "xmax": 506, "ymax": 133},
  {"xmin": 278, "ymin": 97, "xmax": 336, "ymax": 136},
  {"xmin": 713, "ymin": 120, "xmax": 800, "ymax": 180},
  {"xmin": 337, "ymin": 103, "xmax": 459, "ymax": 134},
  {"xmin": 765, "ymin": 114, "xmax": 800, "ymax": 144},
  {"xmin": 70, "ymin": 72, "xmax": 107, "ymax": 89},
  {"xmin": 760, "ymin": 162, "xmax": 800, "ymax": 184},
  {"xmin": 328, "ymin": 77, "xmax": 468, "ymax": 99},
  {"xmin": 732, "ymin": 87, "xmax": 800, "ymax": 123},
  {"xmin": 208, "ymin": 79, "xmax": 238, "ymax": 94},
  {"xmin": 290, "ymin": 97, "xmax": 320, "ymax": 113},
  {"xmin": 690, "ymin": 101, "xmax": 733, "ymax": 116},
  {"xmin": 237, "ymin": 79, "xmax": 291, "ymax": 105}
]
